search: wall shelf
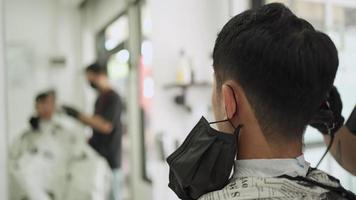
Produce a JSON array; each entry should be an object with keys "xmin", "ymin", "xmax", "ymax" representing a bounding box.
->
[{"xmin": 163, "ymin": 81, "xmax": 212, "ymax": 112}]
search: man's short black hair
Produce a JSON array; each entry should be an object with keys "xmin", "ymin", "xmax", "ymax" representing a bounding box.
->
[
  {"xmin": 85, "ymin": 62, "xmax": 107, "ymax": 75},
  {"xmin": 35, "ymin": 90, "xmax": 56, "ymax": 103},
  {"xmin": 213, "ymin": 3, "xmax": 338, "ymax": 140}
]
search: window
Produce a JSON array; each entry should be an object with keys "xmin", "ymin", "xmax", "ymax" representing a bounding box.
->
[
  {"xmin": 104, "ymin": 16, "xmax": 129, "ymax": 51},
  {"xmin": 97, "ymin": 13, "xmax": 132, "ymax": 198}
]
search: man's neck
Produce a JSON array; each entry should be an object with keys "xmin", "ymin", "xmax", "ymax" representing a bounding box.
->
[
  {"xmin": 236, "ymin": 125, "xmax": 303, "ymax": 160},
  {"xmin": 98, "ymin": 84, "xmax": 112, "ymax": 94}
]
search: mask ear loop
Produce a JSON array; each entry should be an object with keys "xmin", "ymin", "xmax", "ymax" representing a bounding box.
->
[
  {"xmin": 209, "ymin": 85, "xmax": 243, "ymax": 169},
  {"xmin": 225, "ymin": 85, "xmax": 241, "ymax": 130},
  {"xmin": 209, "ymin": 85, "xmax": 243, "ymax": 133},
  {"xmin": 208, "ymin": 119, "xmax": 230, "ymax": 125},
  {"xmin": 224, "ymin": 85, "xmax": 243, "ymax": 176}
]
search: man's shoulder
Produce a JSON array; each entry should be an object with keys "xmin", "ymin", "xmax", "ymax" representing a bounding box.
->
[
  {"xmin": 198, "ymin": 170, "xmax": 343, "ymax": 200},
  {"xmin": 9, "ymin": 129, "xmax": 39, "ymax": 158},
  {"xmin": 102, "ymin": 89, "xmax": 121, "ymax": 103},
  {"xmin": 306, "ymin": 168, "xmax": 341, "ymax": 187},
  {"xmin": 106, "ymin": 89, "xmax": 119, "ymax": 97},
  {"xmin": 14, "ymin": 129, "xmax": 38, "ymax": 144}
]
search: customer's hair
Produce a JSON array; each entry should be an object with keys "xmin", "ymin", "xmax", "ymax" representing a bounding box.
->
[
  {"xmin": 213, "ymin": 3, "xmax": 338, "ymax": 140},
  {"xmin": 85, "ymin": 62, "xmax": 107, "ymax": 75},
  {"xmin": 35, "ymin": 90, "xmax": 55, "ymax": 103}
]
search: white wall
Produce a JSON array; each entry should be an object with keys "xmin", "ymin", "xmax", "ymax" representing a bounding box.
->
[
  {"xmin": 148, "ymin": 0, "xmax": 227, "ymax": 145},
  {"xmin": 5, "ymin": 0, "xmax": 84, "ymax": 142},
  {"xmin": 0, "ymin": 0, "xmax": 8, "ymax": 198}
]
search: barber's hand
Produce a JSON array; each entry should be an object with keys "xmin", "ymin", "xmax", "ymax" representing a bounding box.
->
[
  {"xmin": 310, "ymin": 86, "xmax": 344, "ymax": 135},
  {"xmin": 62, "ymin": 105, "xmax": 80, "ymax": 119},
  {"xmin": 29, "ymin": 116, "xmax": 39, "ymax": 130}
]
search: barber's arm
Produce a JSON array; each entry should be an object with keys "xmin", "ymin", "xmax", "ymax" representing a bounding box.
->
[
  {"xmin": 324, "ymin": 124, "xmax": 356, "ymax": 175},
  {"xmin": 78, "ymin": 114, "xmax": 113, "ymax": 134},
  {"xmin": 328, "ymin": 106, "xmax": 356, "ymax": 174},
  {"xmin": 62, "ymin": 106, "xmax": 113, "ymax": 134},
  {"xmin": 310, "ymin": 86, "xmax": 356, "ymax": 175}
]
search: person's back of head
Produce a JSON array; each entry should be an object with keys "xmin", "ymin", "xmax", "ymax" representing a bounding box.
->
[
  {"xmin": 213, "ymin": 3, "xmax": 338, "ymax": 143},
  {"xmin": 167, "ymin": 4, "xmax": 356, "ymax": 200},
  {"xmin": 167, "ymin": 4, "xmax": 355, "ymax": 200}
]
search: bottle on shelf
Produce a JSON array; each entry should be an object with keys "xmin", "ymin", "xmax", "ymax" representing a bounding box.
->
[{"xmin": 176, "ymin": 50, "xmax": 192, "ymax": 85}]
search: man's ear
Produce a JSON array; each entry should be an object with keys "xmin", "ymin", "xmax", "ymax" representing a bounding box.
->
[{"xmin": 222, "ymin": 84, "xmax": 238, "ymax": 120}]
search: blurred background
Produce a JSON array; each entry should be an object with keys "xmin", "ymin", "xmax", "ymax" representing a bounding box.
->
[{"xmin": 0, "ymin": 0, "xmax": 355, "ymax": 199}]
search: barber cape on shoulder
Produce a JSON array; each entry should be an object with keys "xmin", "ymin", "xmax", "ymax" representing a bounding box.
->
[
  {"xmin": 8, "ymin": 118, "xmax": 112, "ymax": 200},
  {"xmin": 198, "ymin": 168, "xmax": 355, "ymax": 200}
]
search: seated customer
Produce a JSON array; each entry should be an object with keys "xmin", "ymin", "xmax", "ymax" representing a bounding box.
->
[
  {"xmin": 167, "ymin": 3, "xmax": 356, "ymax": 200},
  {"xmin": 9, "ymin": 90, "xmax": 112, "ymax": 200}
]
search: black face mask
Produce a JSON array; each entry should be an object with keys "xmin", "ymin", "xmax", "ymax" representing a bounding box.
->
[
  {"xmin": 89, "ymin": 81, "xmax": 98, "ymax": 90},
  {"xmin": 167, "ymin": 116, "xmax": 242, "ymax": 200}
]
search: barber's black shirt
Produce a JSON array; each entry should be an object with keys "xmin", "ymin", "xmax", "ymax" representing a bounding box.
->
[{"xmin": 89, "ymin": 89, "xmax": 122, "ymax": 169}]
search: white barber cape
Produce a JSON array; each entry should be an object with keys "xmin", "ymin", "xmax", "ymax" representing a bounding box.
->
[
  {"xmin": 198, "ymin": 155, "xmax": 349, "ymax": 200},
  {"xmin": 9, "ymin": 118, "xmax": 112, "ymax": 200}
]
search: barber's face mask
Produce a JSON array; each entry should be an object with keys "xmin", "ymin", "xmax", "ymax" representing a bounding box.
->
[
  {"xmin": 89, "ymin": 81, "xmax": 98, "ymax": 90},
  {"xmin": 167, "ymin": 116, "xmax": 242, "ymax": 200}
]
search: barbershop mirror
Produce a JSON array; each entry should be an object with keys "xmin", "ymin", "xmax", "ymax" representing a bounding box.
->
[{"xmin": 4, "ymin": 0, "xmax": 137, "ymax": 199}]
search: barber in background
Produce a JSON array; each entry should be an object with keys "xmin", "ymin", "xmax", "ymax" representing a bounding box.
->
[
  {"xmin": 310, "ymin": 86, "xmax": 356, "ymax": 175},
  {"xmin": 63, "ymin": 62, "xmax": 123, "ymax": 200}
]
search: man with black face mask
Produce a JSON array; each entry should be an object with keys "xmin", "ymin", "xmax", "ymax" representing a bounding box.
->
[
  {"xmin": 63, "ymin": 62, "xmax": 123, "ymax": 200},
  {"xmin": 167, "ymin": 3, "xmax": 356, "ymax": 200}
]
